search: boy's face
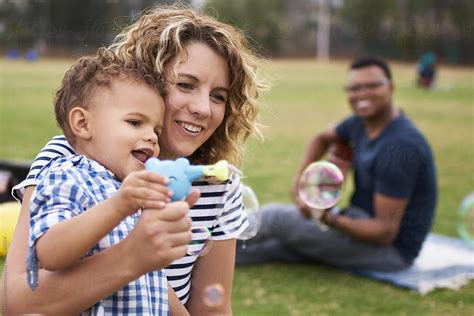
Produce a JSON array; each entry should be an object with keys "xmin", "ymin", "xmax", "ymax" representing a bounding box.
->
[{"xmin": 85, "ymin": 77, "xmax": 164, "ymax": 181}]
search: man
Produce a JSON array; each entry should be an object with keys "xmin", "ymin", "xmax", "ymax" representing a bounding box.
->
[{"xmin": 236, "ymin": 57, "xmax": 437, "ymax": 271}]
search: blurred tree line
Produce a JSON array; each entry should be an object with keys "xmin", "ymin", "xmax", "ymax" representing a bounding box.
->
[
  {"xmin": 1, "ymin": 0, "xmax": 472, "ymax": 64},
  {"xmin": 0, "ymin": 0, "xmax": 189, "ymax": 56}
]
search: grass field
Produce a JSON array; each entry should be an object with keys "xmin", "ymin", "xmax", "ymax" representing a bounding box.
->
[{"xmin": 1, "ymin": 58, "xmax": 473, "ymax": 315}]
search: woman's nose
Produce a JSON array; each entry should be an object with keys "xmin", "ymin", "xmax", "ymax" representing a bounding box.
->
[{"xmin": 188, "ymin": 91, "xmax": 211, "ymax": 118}]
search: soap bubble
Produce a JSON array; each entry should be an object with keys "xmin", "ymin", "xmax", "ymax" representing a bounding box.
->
[
  {"xmin": 217, "ymin": 184, "xmax": 261, "ymax": 240},
  {"xmin": 203, "ymin": 283, "xmax": 225, "ymax": 307},
  {"xmin": 298, "ymin": 161, "xmax": 344, "ymax": 210},
  {"xmin": 187, "ymin": 226, "xmax": 213, "ymax": 256},
  {"xmin": 237, "ymin": 185, "xmax": 261, "ymax": 240},
  {"xmin": 457, "ymin": 193, "xmax": 474, "ymax": 246}
]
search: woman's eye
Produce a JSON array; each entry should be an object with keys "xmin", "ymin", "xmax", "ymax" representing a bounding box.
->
[
  {"xmin": 211, "ymin": 94, "xmax": 227, "ymax": 104},
  {"xmin": 177, "ymin": 82, "xmax": 193, "ymax": 90},
  {"xmin": 154, "ymin": 129, "xmax": 161, "ymax": 137}
]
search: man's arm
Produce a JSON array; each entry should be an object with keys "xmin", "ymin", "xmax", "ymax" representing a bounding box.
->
[
  {"xmin": 326, "ymin": 141, "xmax": 424, "ymax": 246},
  {"xmin": 322, "ymin": 193, "xmax": 407, "ymax": 246},
  {"xmin": 295, "ymin": 127, "xmax": 340, "ymax": 176}
]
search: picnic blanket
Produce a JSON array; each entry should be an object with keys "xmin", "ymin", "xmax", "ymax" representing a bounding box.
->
[{"xmin": 355, "ymin": 233, "xmax": 474, "ymax": 294}]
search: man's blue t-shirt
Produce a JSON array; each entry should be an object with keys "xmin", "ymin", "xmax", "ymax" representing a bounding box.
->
[{"xmin": 336, "ymin": 113, "xmax": 437, "ymax": 263}]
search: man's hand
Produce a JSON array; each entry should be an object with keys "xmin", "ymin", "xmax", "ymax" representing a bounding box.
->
[
  {"xmin": 291, "ymin": 177, "xmax": 313, "ymax": 218},
  {"xmin": 292, "ymin": 140, "xmax": 352, "ymax": 219},
  {"xmin": 111, "ymin": 170, "xmax": 173, "ymax": 217}
]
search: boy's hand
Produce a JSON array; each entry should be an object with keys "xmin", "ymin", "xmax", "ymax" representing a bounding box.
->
[{"xmin": 112, "ymin": 170, "xmax": 173, "ymax": 217}]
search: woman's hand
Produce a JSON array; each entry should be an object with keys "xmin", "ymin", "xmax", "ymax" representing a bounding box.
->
[{"xmin": 124, "ymin": 201, "xmax": 193, "ymax": 274}]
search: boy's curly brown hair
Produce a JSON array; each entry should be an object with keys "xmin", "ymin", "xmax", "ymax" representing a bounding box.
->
[{"xmin": 54, "ymin": 47, "xmax": 164, "ymax": 143}]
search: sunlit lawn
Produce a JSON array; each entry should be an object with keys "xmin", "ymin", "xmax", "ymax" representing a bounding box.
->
[{"xmin": 1, "ymin": 58, "xmax": 473, "ymax": 315}]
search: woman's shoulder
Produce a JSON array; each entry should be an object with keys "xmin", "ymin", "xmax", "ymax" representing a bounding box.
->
[
  {"xmin": 29, "ymin": 135, "xmax": 76, "ymax": 180},
  {"xmin": 12, "ymin": 135, "xmax": 75, "ymax": 201},
  {"xmin": 37, "ymin": 135, "xmax": 75, "ymax": 157}
]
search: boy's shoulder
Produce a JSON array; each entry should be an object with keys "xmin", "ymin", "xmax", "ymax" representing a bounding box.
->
[{"xmin": 36, "ymin": 155, "xmax": 107, "ymax": 182}]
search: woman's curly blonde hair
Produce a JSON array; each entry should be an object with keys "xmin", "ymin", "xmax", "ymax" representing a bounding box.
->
[{"xmin": 109, "ymin": 4, "xmax": 267, "ymax": 166}]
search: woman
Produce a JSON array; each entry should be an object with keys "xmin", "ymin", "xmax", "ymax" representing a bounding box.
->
[{"xmin": 5, "ymin": 4, "xmax": 266, "ymax": 315}]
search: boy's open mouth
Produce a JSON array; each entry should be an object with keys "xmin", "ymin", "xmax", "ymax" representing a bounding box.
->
[{"xmin": 132, "ymin": 149, "xmax": 154, "ymax": 163}]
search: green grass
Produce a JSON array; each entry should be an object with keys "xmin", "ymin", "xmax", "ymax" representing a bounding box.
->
[{"xmin": 1, "ymin": 59, "xmax": 473, "ymax": 315}]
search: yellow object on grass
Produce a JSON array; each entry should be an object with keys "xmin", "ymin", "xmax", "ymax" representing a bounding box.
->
[{"xmin": 0, "ymin": 201, "xmax": 20, "ymax": 257}]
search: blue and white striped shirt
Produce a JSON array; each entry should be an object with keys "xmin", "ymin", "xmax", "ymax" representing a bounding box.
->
[{"xmin": 27, "ymin": 155, "xmax": 169, "ymax": 315}]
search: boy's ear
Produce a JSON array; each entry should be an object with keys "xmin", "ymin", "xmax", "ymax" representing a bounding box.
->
[{"xmin": 69, "ymin": 107, "xmax": 92, "ymax": 140}]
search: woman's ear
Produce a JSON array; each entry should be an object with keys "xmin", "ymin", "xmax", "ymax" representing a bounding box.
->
[
  {"xmin": 389, "ymin": 81, "xmax": 395, "ymax": 93},
  {"xmin": 69, "ymin": 107, "xmax": 92, "ymax": 140}
]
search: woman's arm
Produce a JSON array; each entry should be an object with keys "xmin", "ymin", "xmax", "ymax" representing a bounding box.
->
[
  {"xmin": 169, "ymin": 283, "xmax": 190, "ymax": 316},
  {"xmin": 5, "ymin": 186, "xmax": 193, "ymax": 314},
  {"xmin": 186, "ymin": 239, "xmax": 236, "ymax": 315}
]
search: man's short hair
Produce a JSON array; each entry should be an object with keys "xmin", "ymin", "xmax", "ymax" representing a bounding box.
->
[
  {"xmin": 54, "ymin": 47, "xmax": 164, "ymax": 142},
  {"xmin": 350, "ymin": 57, "xmax": 392, "ymax": 81}
]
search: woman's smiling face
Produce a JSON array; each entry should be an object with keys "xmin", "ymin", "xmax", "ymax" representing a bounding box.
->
[{"xmin": 158, "ymin": 42, "xmax": 230, "ymax": 160}]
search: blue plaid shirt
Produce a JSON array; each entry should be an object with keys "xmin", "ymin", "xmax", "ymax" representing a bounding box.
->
[{"xmin": 27, "ymin": 155, "xmax": 169, "ymax": 315}]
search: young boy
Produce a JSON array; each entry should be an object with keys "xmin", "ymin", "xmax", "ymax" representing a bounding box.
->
[{"xmin": 26, "ymin": 48, "xmax": 182, "ymax": 314}]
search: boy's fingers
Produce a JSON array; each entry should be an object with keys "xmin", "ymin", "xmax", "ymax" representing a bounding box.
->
[
  {"xmin": 142, "ymin": 200, "xmax": 167, "ymax": 210},
  {"xmin": 131, "ymin": 187, "xmax": 171, "ymax": 203},
  {"xmin": 147, "ymin": 183, "xmax": 173, "ymax": 198},
  {"xmin": 126, "ymin": 176, "xmax": 173, "ymax": 198},
  {"xmin": 133, "ymin": 170, "xmax": 170, "ymax": 184}
]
